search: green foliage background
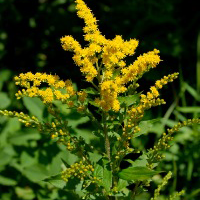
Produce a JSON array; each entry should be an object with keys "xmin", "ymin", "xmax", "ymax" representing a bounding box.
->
[{"xmin": 0, "ymin": 0, "xmax": 200, "ymax": 199}]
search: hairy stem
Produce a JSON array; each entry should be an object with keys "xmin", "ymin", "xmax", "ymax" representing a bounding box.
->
[{"xmin": 104, "ymin": 122, "xmax": 111, "ymax": 161}]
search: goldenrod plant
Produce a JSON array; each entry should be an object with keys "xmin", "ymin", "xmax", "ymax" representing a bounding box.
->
[{"xmin": 0, "ymin": 0, "xmax": 199, "ymax": 199}]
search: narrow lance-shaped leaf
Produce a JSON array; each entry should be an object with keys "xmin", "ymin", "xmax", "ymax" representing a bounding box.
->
[{"xmin": 118, "ymin": 166, "xmax": 162, "ymax": 181}]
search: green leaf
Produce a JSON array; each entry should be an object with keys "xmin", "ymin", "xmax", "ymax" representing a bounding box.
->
[
  {"xmin": 89, "ymin": 100, "xmax": 100, "ymax": 108},
  {"xmin": 43, "ymin": 174, "xmax": 66, "ymax": 189},
  {"xmin": 3, "ymin": 118, "xmax": 21, "ymax": 133},
  {"xmin": 23, "ymin": 97, "xmax": 44, "ymax": 120},
  {"xmin": 20, "ymin": 151, "xmax": 36, "ymax": 167},
  {"xmin": 94, "ymin": 158, "xmax": 112, "ymax": 192},
  {"xmin": 61, "ymin": 158, "xmax": 70, "ymax": 168},
  {"xmin": 133, "ymin": 119, "xmax": 160, "ymax": 138},
  {"xmin": 23, "ymin": 164, "xmax": 49, "ymax": 182},
  {"xmin": 59, "ymin": 147, "xmax": 79, "ymax": 165},
  {"xmin": 94, "ymin": 164, "xmax": 103, "ymax": 179},
  {"xmin": 0, "ymin": 175, "xmax": 17, "ymax": 186},
  {"xmin": 0, "ymin": 151, "xmax": 12, "ymax": 166},
  {"xmin": 117, "ymin": 179, "xmax": 128, "ymax": 191},
  {"xmin": 48, "ymin": 152, "xmax": 63, "ymax": 175},
  {"xmin": 75, "ymin": 180, "xmax": 84, "ymax": 192},
  {"xmin": 125, "ymin": 154, "xmax": 148, "ymax": 168},
  {"xmin": 89, "ymin": 152, "xmax": 102, "ymax": 163},
  {"xmin": 8, "ymin": 128, "xmax": 41, "ymax": 145},
  {"xmin": 184, "ymin": 82, "xmax": 200, "ymax": 101},
  {"xmin": 84, "ymin": 87, "xmax": 98, "ymax": 95},
  {"xmin": 118, "ymin": 94, "xmax": 139, "ymax": 107},
  {"xmin": 53, "ymin": 100, "xmax": 71, "ymax": 115},
  {"xmin": 0, "ymin": 118, "xmax": 21, "ymax": 147},
  {"xmin": 106, "ymin": 121, "xmax": 121, "ymax": 126},
  {"xmin": 67, "ymin": 114, "xmax": 89, "ymax": 128},
  {"xmin": 0, "ymin": 69, "xmax": 11, "ymax": 91},
  {"xmin": 173, "ymin": 110, "xmax": 187, "ymax": 121},
  {"xmin": 118, "ymin": 166, "xmax": 162, "ymax": 181},
  {"xmin": 176, "ymin": 106, "xmax": 200, "ymax": 113},
  {"xmin": 15, "ymin": 187, "xmax": 35, "ymax": 200},
  {"xmin": 102, "ymin": 165, "xmax": 112, "ymax": 192},
  {"xmin": 0, "ymin": 92, "xmax": 11, "ymax": 109}
]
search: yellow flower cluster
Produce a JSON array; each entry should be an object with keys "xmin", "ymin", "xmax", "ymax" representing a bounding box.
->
[
  {"xmin": 61, "ymin": 161, "xmax": 95, "ymax": 182},
  {"xmin": 101, "ymin": 35, "xmax": 138, "ymax": 70},
  {"xmin": 60, "ymin": 0, "xmax": 163, "ymax": 112},
  {"xmin": 61, "ymin": 35, "xmax": 99, "ymax": 82},
  {"xmin": 127, "ymin": 72, "xmax": 179, "ymax": 127},
  {"xmin": 76, "ymin": 0, "xmax": 100, "ymax": 36},
  {"xmin": 155, "ymin": 72, "xmax": 179, "ymax": 89},
  {"xmin": 120, "ymin": 49, "xmax": 161, "ymax": 84},
  {"xmin": 95, "ymin": 80, "xmax": 124, "ymax": 111},
  {"xmin": 14, "ymin": 72, "xmax": 76, "ymax": 104}
]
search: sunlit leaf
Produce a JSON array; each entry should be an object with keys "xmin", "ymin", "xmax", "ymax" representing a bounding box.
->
[
  {"xmin": 23, "ymin": 97, "xmax": 44, "ymax": 120},
  {"xmin": 133, "ymin": 119, "xmax": 160, "ymax": 138},
  {"xmin": 43, "ymin": 174, "xmax": 66, "ymax": 189},
  {"xmin": 0, "ymin": 92, "xmax": 11, "ymax": 109},
  {"xmin": 118, "ymin": 166, "xmax": 162, "ymax": 181},
  {"xmin": 0, "ymin": 175, "xmax": 17, "ymax": 186}
]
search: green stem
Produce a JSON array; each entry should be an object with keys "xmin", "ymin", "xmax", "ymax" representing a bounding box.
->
[
  {"xmin": 130, "ymin": 182, "xmax": 140, "ymax": 200},
  {"xmin": 104, "ymin": 120, "xmax": 111, "ymax": 161},
  {"xmin": 91, "ymin": 81, "xmax": 99, "ymax": 91}
]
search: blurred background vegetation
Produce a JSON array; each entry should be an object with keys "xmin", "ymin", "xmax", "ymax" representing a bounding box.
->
[{"xmin": 0, "ymin": 0, "xmax": 200, "ymax": 199}]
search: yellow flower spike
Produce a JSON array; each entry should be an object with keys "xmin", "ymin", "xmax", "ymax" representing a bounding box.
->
[
  {"xmin": 38, "ymin": 88, "xmax": 54, "ymax": 103},
  {"xmin": 60, "ymin": 35, "xmax": 82, "ymax": 53},
  {"xmin": 55, "ymin": 80, "xmax": 65, "ymax": 89},
  {"xmin": 150, "ymin": 86, "xmax": 159, "ymax": 97},
  {"xmin": 14, "ymin": 72, "xmax": 76, "ymax": 104},
  {"xmin": 120, "ymin": 49, "xmax": 160, "ymax": 84},
  {"xmin": 104, "ymin": 70, "xmax": 113, "ymax": 79},
  {"xmin": 75, "ymin": 0, "xmax": 100, "ymax": 35},
  {"xmin": 112, "ymin": 99, "xmax": 120, "ymax": 112},
  {"xmin": 128, "ymin": 72, "xmax": 178, "ymax": 121}
]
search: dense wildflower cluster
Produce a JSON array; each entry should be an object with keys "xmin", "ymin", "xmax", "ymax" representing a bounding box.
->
[
  {"xmin": 14, "ymin": 72, "xmax": 76, "ymax": 104},
  {"xmin": 60, "ymin": 0, "xmax": 162, "ymax": 112},
  {"xmin": 61, "ymin": 161, "xmax": 95, "ymax": 182},
  {"xmin": 127, "ymin": 72, "xmax": 179, "ymax": 127},
  {"xmin": 0, "ymin": 0, "xmax": 199, "ymax": 199}
]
